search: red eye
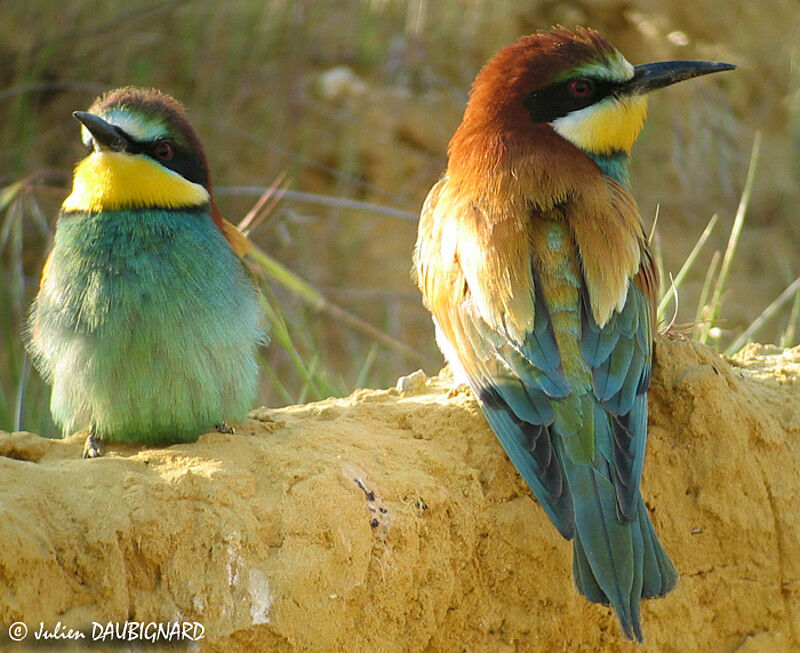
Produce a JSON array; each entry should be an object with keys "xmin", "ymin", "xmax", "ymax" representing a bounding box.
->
[
  {"xmin": 569, "ymin": 78, "xmax": 594, "ymax": 97},
  {"xmin": 154, "ymin": 141, "xmax": 174, "ymax": 160}
]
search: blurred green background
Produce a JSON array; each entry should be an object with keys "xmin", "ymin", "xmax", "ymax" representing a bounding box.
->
[{"xmin": 1, "ymin": 0, "xmax": 798, "ymax": 436}]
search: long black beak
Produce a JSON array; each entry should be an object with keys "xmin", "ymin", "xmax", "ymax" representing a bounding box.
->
[
  {"xmin": 73, "ymin": 111, "xmax": 130, "ymax": 152},
  {"xmin": 625, "ymin": 60, "xmax": 735, "ymax": 95}
]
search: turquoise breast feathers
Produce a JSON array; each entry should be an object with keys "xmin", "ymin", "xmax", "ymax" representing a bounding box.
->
[{"xmin": 29, "ymin": 206, "xmax": 263, "ymax": 444}]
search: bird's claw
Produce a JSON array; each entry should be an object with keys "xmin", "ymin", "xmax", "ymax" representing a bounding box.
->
[{"xmin": 82, "ymin": 428, "xmax": 104, "ymax": 459}]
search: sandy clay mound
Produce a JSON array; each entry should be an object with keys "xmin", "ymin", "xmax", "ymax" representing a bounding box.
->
[{"xmin": 0, "ymin": 336, "xmax": 798, "ymax": 651}]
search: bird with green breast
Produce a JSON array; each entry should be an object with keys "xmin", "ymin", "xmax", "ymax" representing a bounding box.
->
[
  {"xmin": 414, "ymin": 27, "xmax": 734, "ymax": 640},
  {"xmin": 27, "ymin": 87, "xmax": 265, "ymax": 458}
]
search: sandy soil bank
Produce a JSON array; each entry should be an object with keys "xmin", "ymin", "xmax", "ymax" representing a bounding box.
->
[{"xmin": 1, "ymin": 335, "xmax": 798, "ymax": 651}]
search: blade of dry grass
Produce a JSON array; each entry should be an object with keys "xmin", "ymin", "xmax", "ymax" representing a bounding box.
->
[
  {"xmin": 652, "ymin": 228, "xmax": 665, "ymax": 306},
  {"xmin": 238, "ymin": 173, "xmax": 288, "ymax": 235},
  {"xmin": 217, "ymin": 186, "xmax": 418, "ymax": 221},
  {"xmin": 647, "ymin": 203, "xmax": 660, "ymax": 244}
]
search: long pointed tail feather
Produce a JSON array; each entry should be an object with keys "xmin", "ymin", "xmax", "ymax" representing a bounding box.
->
[{"xmin": 570, "ymin": 468, "xmax": 676, "ymax": 642}]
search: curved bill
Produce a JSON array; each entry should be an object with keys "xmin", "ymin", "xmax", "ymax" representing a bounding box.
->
[
  {"xmin": 625, "ymin": 60, "xmax": 736, "ymax": 95},
  {"xmin": 73, "ymin": 111, "xmax": 129, "ymax": 152}
]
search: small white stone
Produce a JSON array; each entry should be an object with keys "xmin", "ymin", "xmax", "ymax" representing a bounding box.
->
[
  {"xmin": 316, "ymin": 66, "xmax": 367, "ymax": 102},
  {"xmin": 667, "ymin": 31, "xmax": 690, "ymax": 46},
  {"xmin": 396, "ymin": 369, "xmax": 428, "ymax": 393}
]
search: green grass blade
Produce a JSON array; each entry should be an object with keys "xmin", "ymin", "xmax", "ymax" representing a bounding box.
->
[
  {"xmin": 14, "ymin": 355, "xmax": 29, "ymax": 431},
  {"xmin": 657, "ymin": 213, "xmax": 718, "ymax": 322},
  {"xmin": 725, "ymin": 275, "xmax": 800, "ymax": 355},
  {"xmin": 699, "ymin": 132, "xmax": 761, "ymax": 344},
  {"xmin": 355, "ymin": 344, "xmax": 379, "ymax": 389},
  {"xmin": 695, "ymin": 250, "xmax": 722, "ymax": 329},
  {"xmin": 258, "ymin": 291, "xmax": 326, "ymax": 400},
  {"xmin": 260, "ymin": 358, "xmax": 293, "ymax": 406},
  {"xmin": 247, "ymin": 245, "xmax": 429, "ymax": 367},
  {"xmin": 780, "ymin": 290, "xmax": 800, "ymax": 348},
  {"xmin": 248, "ymin": 246, "xmax": 325, "ymax": 309}
]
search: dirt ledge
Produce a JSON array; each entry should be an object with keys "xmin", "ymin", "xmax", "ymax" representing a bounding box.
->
[{"xmin": 1, "ymin": 335, "xmax": 798, "ymax": 651}]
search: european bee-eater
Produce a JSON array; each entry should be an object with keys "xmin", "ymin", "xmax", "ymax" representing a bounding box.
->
[
  {"xmin": 27, "ymin": 87, "xmax": 264, "ymax": 458},
  {"xmin": 414, "ymin": 27, "xmax": 734, "ymax": 640}
]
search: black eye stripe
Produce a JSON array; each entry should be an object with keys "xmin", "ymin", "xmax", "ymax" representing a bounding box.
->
[
  {"xmin": 149, "ymin": 146, "xmax": 207, "ymax": 187},
  {"xmin": 87, "ymin": 121, "xmax": 209, "ymax": 187},
  {"xmin": 120, "ymin": 135, "xmax": 207, "ymax": 187},
  {"xmin": 524, "ymin": 77, "xmax": 619, "ymax": 123}
]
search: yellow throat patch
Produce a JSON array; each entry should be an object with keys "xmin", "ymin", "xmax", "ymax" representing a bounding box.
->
[
  {"xmin": 551, "ymin": 94, "xmax": 648, "ymax": 155},
  {"xmin": 62, "ymin": 151, "xmax": 209, "ymax": 212}
]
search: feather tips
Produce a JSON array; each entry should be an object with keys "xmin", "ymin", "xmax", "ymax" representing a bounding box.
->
[
  {"xmin": 569, "ymin": 178, "xmax": 643, "ymax": 327},
  {"xmin": 212, "ymin": 200, "xmax": 252, "ymax": 259},
  {"xmin": 416, "ymin": 176, "xmax": 536, "ymax": 343}
]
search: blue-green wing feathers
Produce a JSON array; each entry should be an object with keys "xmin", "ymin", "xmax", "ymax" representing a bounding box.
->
[
  {"xmin": 445, "ymin": 246, "xmax": 673, "ymax": 642},
  {"xmin": 478, "ymin": 388, "xmax": 574, "ymax": 537},
  {"xmin": 581, "ymin": 282, "xmax": 652, "ymax": 521}
]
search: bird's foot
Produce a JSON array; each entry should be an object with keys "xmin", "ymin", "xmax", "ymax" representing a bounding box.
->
[
  {"xmin": 82, "ymin": 426, "xmax": 104, "ymax": 459},
  {"xmin": 215, "ymin": 421, "xmax": 235, "ymax": 434}
]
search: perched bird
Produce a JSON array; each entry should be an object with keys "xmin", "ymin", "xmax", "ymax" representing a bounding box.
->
[
  {"xmin": 27, "ymin": 87, "xmax": 265, "ymax": 458},
  {"xmin": 414, "ymin": 27, "xmax": 734, "ymax": 640}
]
